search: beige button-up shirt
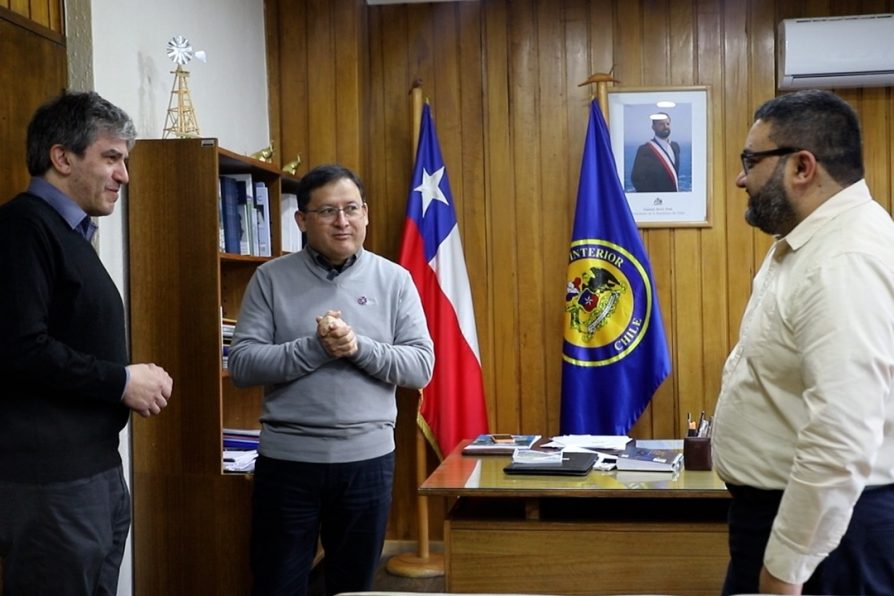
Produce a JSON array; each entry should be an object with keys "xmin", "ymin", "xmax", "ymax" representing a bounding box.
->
[{"xmin": 713, "ymin": 179, "xmax": 894, "ymax": 584}]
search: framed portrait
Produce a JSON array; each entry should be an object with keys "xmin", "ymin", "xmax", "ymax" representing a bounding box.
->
[{"xmin": 607, "ymin": 87, "xmax": 711, "ymax": 227}]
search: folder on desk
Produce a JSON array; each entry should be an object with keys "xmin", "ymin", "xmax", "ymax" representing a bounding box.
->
[{"xmin": 503, "ymin": 451, "xmax": 597, "ymax": 476}]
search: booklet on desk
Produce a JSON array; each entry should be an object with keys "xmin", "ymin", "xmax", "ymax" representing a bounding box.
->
[
  {"xmin": 615, "ymin": 447, "xmax": 683, "ymax": 472},
  {"xmin": 462, "ymin": 434, "xmax": 541, "ymax": 455},
  {"xmin": 503, "ymin": 451, "xmax": 597, "ymax": 476}
]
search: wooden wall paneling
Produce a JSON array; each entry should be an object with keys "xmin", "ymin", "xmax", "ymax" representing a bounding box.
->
[
  {"xmin": 268, "ymin": 0, "xmax": 894, "ymax": 547},
  {"xmin": 725, "ymin": 1, "xmax": 770, "ymax": 349},
  {"xmin": 750, "ymin": 0, "xmax": 776, "ymax": 274},
  {"xmin": 379, "ymin": 5, "xmax": 434, "ymax": 541},
  {"xmin": 670, "ymin": 2, "xmax": 711, "ymax": 437},
  {"xmin": 306, "ymin": 0, "xmax": 337, "ymax": 164},
  {"xmin": 859, "ymin": 0, "xmax": 893, "ymax": 212},
  {"xmin": 536, "ymin": 0, "xmax": 569, "ymax": 435},
  {"xmin": 275, "ymin": 0, "xmax": 308, "ymax": 175},
  {"xmin": 659, "ymin": 0, "xmax": 696, "ymax": 437},
  {"xmin": 614, "ymin": 1, "xmax": 643, "ymax": 86},
  {"xmin": 9, "ymin": 0, "xmax": 27, "ymax": 18},
  {"xmin": 482, "ymin": 1, "xmax": 521, "ymax": 433},
  {"xmin": 29, "ymin": 0, "xmax": 47, "ymax": 28},
  {"xmin": 364, "ymin": 5, "xmax": 386, "ymax": 255},
  {"xmin": 264, "ymin": 0, "xmax": 282, "ymax": 168},
  {"xmin": 700, "ymin": 1, "xmax": 744, "ymax": 417},
  {"xmin": 379, "ymin": 5, "xmax": 413, "ymax": 261},
  {"xmin": 47, "ymin": 0, "xmax": 58, "ymax": 33},
  {"xmin": 636, "ymin": 0, "xmax": 678, "ymax": 439},
  {"xmin": 510, "ymin": 1, "xmax": 548, "ymax": 433},
  {"xmin": 0, "ymin": 7, "xmax": 66, "ymax": 204},
  {"xmin": 456, "ymin": 2, "xmax": 493, "ymax": 426},
  {"xmin": 626, "ymin": 0, "xmax": 661, "ymax": 437},
  {"xmin": 861, "ymin": 87, "xmax": 892, "ymax": 212},
  {"xmin": 334, "ymin": 0, "xmax": 364, "ymax": 171}
]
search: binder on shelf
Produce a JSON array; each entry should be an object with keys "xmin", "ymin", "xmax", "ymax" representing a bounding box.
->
[
  {"xmin": 253, "ymin": 181, "xmax": 272, "ymax": 257},
  {"xmin": 219, "ymin": 176, "xmax": 242, "ymax": 254},
  {"xmin": 221, "ymin": 173, "xmax": 256, "ymax": 255}
]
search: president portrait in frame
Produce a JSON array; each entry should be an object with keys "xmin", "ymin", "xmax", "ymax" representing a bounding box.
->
[{"xmin": 607, "ymin": 87, "xmax": 710, "ymax": 227}]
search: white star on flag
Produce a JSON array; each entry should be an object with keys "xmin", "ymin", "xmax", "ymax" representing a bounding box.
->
[{"xmin": 414, "ymin": 166, "xmax": 449, "ymax": 216}]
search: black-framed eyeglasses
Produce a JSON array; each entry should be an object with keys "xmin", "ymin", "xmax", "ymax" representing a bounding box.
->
[{"xmin": 740, "ymin": 147, "xmax": 803, "ymax": 173}]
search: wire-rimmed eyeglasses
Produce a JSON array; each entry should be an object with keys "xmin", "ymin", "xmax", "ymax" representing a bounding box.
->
[{"xmin": 303, "ymin": 203, "xmax": 366, "ymax": 222}]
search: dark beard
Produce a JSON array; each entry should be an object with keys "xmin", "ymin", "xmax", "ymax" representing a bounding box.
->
[
  {"xmin": 744, "ymin": 162, "xmax": 797, "ymax": 235},
  {"xmin": 655, "ymin": 129, "xmax": 671, "ymax": 140}
]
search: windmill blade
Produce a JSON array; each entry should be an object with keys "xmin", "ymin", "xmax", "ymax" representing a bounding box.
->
[{"xmin": 166, "ymin": 35, "xmax": 194, "ymax": 65}]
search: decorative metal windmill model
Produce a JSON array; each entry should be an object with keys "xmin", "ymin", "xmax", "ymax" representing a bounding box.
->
[{"xmin": 162, "ymin": 36, "xmax": 205, "ymax": 138}]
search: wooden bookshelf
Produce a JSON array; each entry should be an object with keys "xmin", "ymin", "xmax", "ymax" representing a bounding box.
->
[{"xmin": 128, "ymin": 138, "xmax": 298, "ymax": 594}]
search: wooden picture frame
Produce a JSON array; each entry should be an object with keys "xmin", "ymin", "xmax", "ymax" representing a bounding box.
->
[{"xmin": 607, "ymin": 87, "xmax": 711, "ymax": 227}]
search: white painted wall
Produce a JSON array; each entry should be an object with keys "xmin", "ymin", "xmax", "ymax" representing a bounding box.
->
[{"xmin": 65, "ymin": 1, "xmax": 270, "ymax": 593}]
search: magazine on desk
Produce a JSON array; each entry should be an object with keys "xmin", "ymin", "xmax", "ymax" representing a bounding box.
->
[
  {"xmin": 462, "ymin": 434, "xmax": 541, "ymax": 455},
  {"xmin": 616, "ymin": 446, "xmax": 683, "ymax": 472}
]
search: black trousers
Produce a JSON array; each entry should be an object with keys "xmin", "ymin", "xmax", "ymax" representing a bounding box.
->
[
  {"xmin": 251, "ymin": 451, "xmax": 395, "ymax": 596},
  {"xmin": 0, "ymin": 465, "xmax": 131, "ymax": 596},
  {"xmin": 723, "ymin": 482, "xmax": 894, "ymax": 595}
]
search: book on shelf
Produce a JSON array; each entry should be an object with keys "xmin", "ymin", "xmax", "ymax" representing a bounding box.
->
[
  {"xmin": 221, "ymin": 173, "xmax": 258, "ymax": 255},
  {"xmin": 281, "ymin": 192, "xmax": 303, "ymax": 252},
  {"xmin": 222, "ymin": 427, "xmax": 260, "ymax": 450},
  {"xmin": 220, "ymin": 313, "xmax": 236, "ymax": 369},
  {"xmin": 615, "ymin": 446, "xmax": 683, "ymax": 472},
  {"xmin": 219, "ymin": 176, "xmax": 243, "ymax": 255},
  {"xmin": 462, "ymin": 433, "xmax": 541, "ymax": 455},
  {"xmin": 253, "ymin": 181, "xmax": 272, "ymax": 257}
]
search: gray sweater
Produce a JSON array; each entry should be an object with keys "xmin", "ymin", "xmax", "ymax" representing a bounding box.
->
[{"xmin": 228, "ymin": 248, "xmax": 434, "ymax": 463}]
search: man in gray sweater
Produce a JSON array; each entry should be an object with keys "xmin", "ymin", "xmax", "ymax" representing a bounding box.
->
[{"xmin": 228, "ymin": 164, "xmax": 434, "ymax": 596}]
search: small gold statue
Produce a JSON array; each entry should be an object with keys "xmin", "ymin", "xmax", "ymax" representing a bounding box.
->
[
  {"xmin": 283, "ymin": 154, "xmax": 302, "ymax": 176},
  {"xmin": 250, "ymin": 143, "xmax": 274, "ymax": 162}
]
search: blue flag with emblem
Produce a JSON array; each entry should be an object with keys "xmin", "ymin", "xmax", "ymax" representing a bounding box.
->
[{"xmin": 560, "ymin": 101, "xmax": 672, "ymax": 435}]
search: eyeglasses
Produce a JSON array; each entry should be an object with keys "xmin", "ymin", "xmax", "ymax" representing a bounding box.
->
[
  {"xmin": 740, "ymin": 147, "xmax": 802, "ymax": 173},
  {"xmin": 303, "ymin": 203, "xmax": 366, "ymax": 222}
]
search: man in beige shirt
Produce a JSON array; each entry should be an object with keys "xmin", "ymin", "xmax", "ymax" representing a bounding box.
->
[{"xmin": 713, "ymin": 89, "xmax": 894, "ymax": 595}]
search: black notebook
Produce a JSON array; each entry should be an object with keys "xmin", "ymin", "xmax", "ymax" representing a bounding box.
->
[{"xmin": 503, "ymin": 451, "xmax": 597, "ymax": 476}]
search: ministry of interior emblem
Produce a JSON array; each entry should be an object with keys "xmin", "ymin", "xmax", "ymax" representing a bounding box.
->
[{"xmin": 564, "ymin": 239, "xmax": 653, "ymax": 367}]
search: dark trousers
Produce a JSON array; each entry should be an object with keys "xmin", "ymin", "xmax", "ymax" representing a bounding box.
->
[
  {"xmin": 723, "ymin": 482, "xmax": 894, "ymax": 595},
  {"xmin": 251, "ymin": 451, "xmax": 395, "ymax": 596},
  {"xmin": 0, "ymin": 465, "xmax": 131, "ymax": 596}
]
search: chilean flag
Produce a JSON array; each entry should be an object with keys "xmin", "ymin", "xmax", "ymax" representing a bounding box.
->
[{"xmin": 399, "ymin": 104, "xmax": 489, "ymax": 459}]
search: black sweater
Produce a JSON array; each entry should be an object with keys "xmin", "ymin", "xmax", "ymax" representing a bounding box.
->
[{"xmin": 0, "ymin": 193, "xmax": 129, "ymax": 482}]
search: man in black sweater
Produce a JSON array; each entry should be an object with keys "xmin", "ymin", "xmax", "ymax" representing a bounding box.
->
[{"xmin": 0, "ymin": 91, "xmax": 174, "ymax": 595}]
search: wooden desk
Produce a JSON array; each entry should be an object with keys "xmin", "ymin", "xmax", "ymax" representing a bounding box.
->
[{"xmin": 420, "ymin": 442, "xmax": 731, "ymax": 595}]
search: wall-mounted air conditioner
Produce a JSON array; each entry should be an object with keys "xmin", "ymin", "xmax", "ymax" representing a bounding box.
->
[{"xmin": 778, "ymin": 14, "xmax": 894, "ymax": 90}]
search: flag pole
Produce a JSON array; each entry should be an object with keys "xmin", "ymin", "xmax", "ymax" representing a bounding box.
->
[
  {"xmin": 385, "ymin": 83, "xmax": 445, "ymax": 579},
  {"xmin": 577, "ymin": 70, "xmax": 619, "ymax": 116}
]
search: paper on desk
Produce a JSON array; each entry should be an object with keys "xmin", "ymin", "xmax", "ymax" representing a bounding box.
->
[
  {"xmin": 511, "ymin": 448, "xmax": 564, "ymax": 464},
  {"xmin": 546, "ymin": 434, "xmax": 631, "ymax": 451}
]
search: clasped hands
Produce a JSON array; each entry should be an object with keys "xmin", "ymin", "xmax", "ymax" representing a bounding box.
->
[
  {"xmin": 317, "ymin": 309, "xmax": 358, "ymax": 358},
  {"xmin": 123, "ymin": 362, "xmax": 174, "ymax": 418}
]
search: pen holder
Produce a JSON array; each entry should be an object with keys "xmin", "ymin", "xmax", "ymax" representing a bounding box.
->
[{"xmin": 683, "ymin": 437, "xmax": 713, "ymax": 471}]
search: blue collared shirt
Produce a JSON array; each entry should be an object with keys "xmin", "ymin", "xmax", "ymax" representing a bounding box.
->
[{"xmin": 27, "ymin": 177, "xmax": 97, "ymax": 241}]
